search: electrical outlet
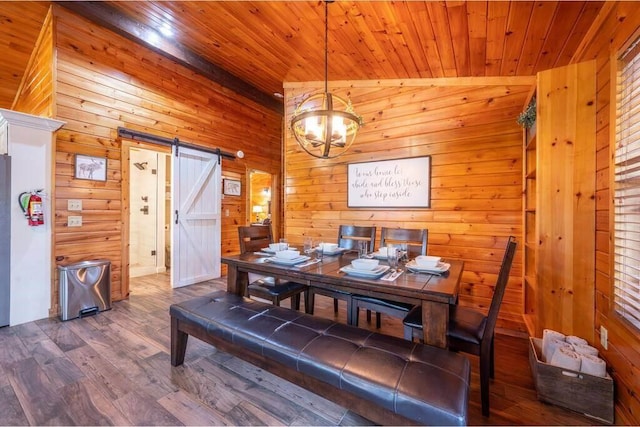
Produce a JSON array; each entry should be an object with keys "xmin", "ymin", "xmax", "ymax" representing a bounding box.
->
[
  {"xmin": 600, "ymin": 325, "xmax": 608, "ymax": 350},
  {"xmin": 68, "ymin": 216, "xmax": 82, "ymax": 227},
  {"xmin": 68, "ymin": 199, "xmax": 82, "ymax": 211}
]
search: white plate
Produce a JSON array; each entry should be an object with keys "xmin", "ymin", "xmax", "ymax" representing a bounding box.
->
[
  {"xmin": 340, "ymin": 265, "xmax": 390, "ymax": 279},
  {"xmin": 261, "ymin": 247, "xmax": 297, "ymax": 254},
  {"xmin": 406, "ymin": 260, "xmax": 451, "ymax": 273},
  {"xmin": 316, "ymin": 246, "xmax": 347, "ymax": 256},
  {"xmin": 266, "ymin": 255, "xmax": 310, "ymax": 265}
]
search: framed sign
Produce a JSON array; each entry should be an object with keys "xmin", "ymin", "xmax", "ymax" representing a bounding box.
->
[
  {"xmin": 223, "ymin": 178, "xmax": 241, "ymax": 196},
  {"xmin": 348, "ymin": 156, "xmax": 431, "ymax": 208},
  {"xmin": 75, "ymin": 154, "xmax": 107, "ymax": 181}
]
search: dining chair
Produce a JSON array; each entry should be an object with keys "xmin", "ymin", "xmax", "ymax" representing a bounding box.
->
[
  {"xmin": 238, "ymin": 225, "xmax": 309, "ymax": 312},
  {"xmin": 402, "ymin": 236, "xmax": 517, "ymax": 417},
  {"xmin": 351, "ymin": 227, "xmax": 428, "ymax": 328},
  {"xmin": 307, "ymin": 225, "xmax": 376, "ymax": 322}
]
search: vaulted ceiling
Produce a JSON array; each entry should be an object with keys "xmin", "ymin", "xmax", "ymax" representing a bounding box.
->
[{"xmin": 0, "ymin": 1, "xmax": 604, "ymax": 111}]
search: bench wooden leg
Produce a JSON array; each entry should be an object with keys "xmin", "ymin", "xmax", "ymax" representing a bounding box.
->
[{"xmin": 171, "ymin": 316, "xmax": 189, "ymax": 366}]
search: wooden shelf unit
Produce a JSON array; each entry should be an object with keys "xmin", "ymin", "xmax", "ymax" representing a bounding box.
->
[{"xmin": 521, "ymin": 60, "xmax": 596, "ymax": 341}]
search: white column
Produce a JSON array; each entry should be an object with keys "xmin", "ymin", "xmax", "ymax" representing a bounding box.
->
[{"xmin": 0, "ymin": 109, "xmax": 64, "ymax": 326}]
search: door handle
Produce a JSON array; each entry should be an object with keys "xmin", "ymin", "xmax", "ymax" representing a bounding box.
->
[{"xmin": 140, "ymin": 205, "xmax": 149, "ymax": 215}]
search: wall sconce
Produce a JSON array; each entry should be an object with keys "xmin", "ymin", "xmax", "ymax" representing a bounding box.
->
[
  {"xmin": 262, "ymin": 187, "xmax": 270, "ymax": 196},
  {"xmin": 252, "ymin": 205, "xmax": 263, "ymax": 222}
]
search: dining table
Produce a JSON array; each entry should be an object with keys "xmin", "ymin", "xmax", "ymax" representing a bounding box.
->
[{"xmin": 221, "ymin": 250, "xmax": 464, "ymax": 348}]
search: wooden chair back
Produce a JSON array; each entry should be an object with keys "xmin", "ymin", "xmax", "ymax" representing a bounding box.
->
[
  {"xmin": 380, "ymin": 227, "xmax": 428, "ymax": 258},
  {"xmin": 238, "ymin": 225, "xmax": 273, "ymax": 254},
  {"xmin": 337, "ymin": 225, "xmax": 376, "ymax": 252},
  {"xmin": 482, "ymin": 236, "xmax": 517, "ymax": 349}
]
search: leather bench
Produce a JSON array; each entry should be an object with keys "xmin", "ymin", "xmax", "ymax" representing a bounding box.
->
[{"xmin": 170, "ymin": 291, "xmax": 470, "ymax": 426}]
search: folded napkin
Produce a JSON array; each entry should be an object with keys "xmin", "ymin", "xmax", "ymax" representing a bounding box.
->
[
  {"xmin": 543, "ymin": 338, "xmax": 573, "ymax": 363},
  {"xmin": 380, "ymin": 270, "xmax": 403, "ymax": 281},
  {"xmin": 573, "ymin": 343, "xmax": 599, "ymax": 357},
  {"xmin": 579, "ymin": 354, "xmax": 607, "ymax": 377},
  {"xmin": 566, "ymin": 335, "xmax": 588, "ymax": 347},
  {"xmin": 550, "ymin": 346, "xmax": 581, "ymax": 371},
  {"xmin": 542, "ymin": 329, "xmax": 566, "ymax": 362}
]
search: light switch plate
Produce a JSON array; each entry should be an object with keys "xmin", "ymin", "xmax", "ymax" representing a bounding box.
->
[
  {"xmin": 600, "ymin": 325, "xmax": 608, "ymax": 350},
  {"xmin": 68, "ymin": 216, "xmax": 82, "ymax": 227}
]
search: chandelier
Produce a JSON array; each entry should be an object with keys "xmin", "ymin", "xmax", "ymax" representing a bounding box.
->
[{"xmin": 290, "ymin": 1, "xmax": 362, "ymax": 159}]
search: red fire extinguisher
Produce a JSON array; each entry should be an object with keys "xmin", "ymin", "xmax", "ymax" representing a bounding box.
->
[{"xmin": 18, "ymin": 190, "xmax": 45, "ymax": 226}]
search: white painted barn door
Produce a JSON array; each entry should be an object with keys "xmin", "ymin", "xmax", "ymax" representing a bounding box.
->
[{"xmin": 171, "ymin": 146, "xmax": 222, "ymax": 288}]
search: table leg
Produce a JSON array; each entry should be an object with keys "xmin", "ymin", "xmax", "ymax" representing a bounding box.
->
[
  {"xmin": 226, "ymin": 264, "xmax": 248, "ymax": 296},
  {"xmin": 421, "ymin": 300, "xmax": 449, "ymax": 348}
]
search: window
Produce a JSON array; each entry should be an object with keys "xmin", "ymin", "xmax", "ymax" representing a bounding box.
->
[{"xmin": 614, "ymin": 35, "xmax": 640, "ymax": 329}]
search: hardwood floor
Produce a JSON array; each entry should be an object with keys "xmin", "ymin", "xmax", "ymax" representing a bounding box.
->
[{"xmin": 0, "ymin": 273, "xmax": 602, "ymax": 426}]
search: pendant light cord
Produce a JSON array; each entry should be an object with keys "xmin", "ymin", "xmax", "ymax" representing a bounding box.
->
[{"xmin": 324, "ymin": 0, "xmax": 329, "ymax": 93}]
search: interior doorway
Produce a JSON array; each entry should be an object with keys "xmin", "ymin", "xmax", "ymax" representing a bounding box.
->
[
  {"xmin": 129, "ymin": 147, "xmax": 171, "ymax": 278},
  {"xmin": 249, "ymin": 170, "xmax": 272, "ymax": 225}
]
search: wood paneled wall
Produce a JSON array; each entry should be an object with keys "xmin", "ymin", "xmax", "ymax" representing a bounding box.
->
[
  {"xmin": 13, "ymin": 6, "xmax": 283, "ymax": 312},
  {"xmin": 12, "ymin": 6, "xmax": 54, "ymax": 117},
  {"xmin": 283, "ymin": 78, "xmax": 533, "ymax": 331},
  {"xmin": 575, "ymin": 3, "xmax": 640, "ymax": 424}
]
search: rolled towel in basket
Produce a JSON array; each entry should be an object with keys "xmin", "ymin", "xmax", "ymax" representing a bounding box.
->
[
  {"xmin": 580, "ymin": 354, "xmax": 607, "ymax": 377},
  {"xmin": 550, "ymin": 346, "xmax": 581, "ymax": 371},
  {"xmin": 566, "ymin": 335, "xmax": 588, "ymax": 347},
  {"xmin": 542, "ymin": 329, "xmax": 566, "ymax": 361},
  {"xmin": 573, "ymin": 343, "xmax": 599, "ymax": 357},
  {"xmin": 543, "ymin": 338, "xmax": 573, "ymax": 363}
]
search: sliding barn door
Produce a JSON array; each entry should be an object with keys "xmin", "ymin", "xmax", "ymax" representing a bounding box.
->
[{"xmin": 171, "ymin": 146, "xmax": 222, "ymax": 288}]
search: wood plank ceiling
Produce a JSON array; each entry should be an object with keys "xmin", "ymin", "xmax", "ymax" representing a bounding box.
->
[{"xmin": 0, "ymin": 1, "xmax": 604, "ymax": 111}]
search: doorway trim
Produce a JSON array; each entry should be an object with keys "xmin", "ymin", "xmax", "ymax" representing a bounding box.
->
[{"xmin": 121, "ymin": 140, "xmax": 171, "ymax": 298}]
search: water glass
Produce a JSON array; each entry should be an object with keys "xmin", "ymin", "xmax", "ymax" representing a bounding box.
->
[
  {"xmin": 387, "ymin": 245, "xmax": 398, "ymax": 269},
  {"xmin": 279, "ymin": 238, "xmax": 288, "ymax": 251},
  {"xmin": 357, "ymin": 240, "xmax": 368, "ymax": 258},
  {"xmin": 316, "ymin": 245, "xmax": 324, "ymax": 261},
  {"xmin": 303, "ymin": 237, "xmax": 313, "ymax": 256},
  {"xmin": 399, "ymin": 243, "xmax": 408, "ymax": 263}
]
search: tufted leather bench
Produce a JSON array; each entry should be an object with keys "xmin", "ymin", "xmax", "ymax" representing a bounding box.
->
[{"xmin": 170, "ymin": 291, "xmax": 470, "ymax": 426}]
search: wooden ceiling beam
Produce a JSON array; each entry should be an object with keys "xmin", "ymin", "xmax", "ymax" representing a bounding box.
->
[{"xmin": 55, "ymin": 1, "xmax": 284, "ymax": 114}]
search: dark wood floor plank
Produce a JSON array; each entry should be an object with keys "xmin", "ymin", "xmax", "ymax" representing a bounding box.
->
[
  {"xmin": 157, "ymin": 389, "xmax": 229, "ymax": 426},
  {"xmin": 6, "ymin": 357, "xmax": 75, "ymax": 425},
  {"xmin": 65, "ymin": 344, "xmax": 140, "ymax": 401},
  {"xmin": 35, "ymin": 318, "xmax": 86, "ymax": 352},
  {"xmin": 13, "ymin": 322, "xmax": 49, "ymax": 350},
  {"xmin": 60, "ymin": 378, "xmax": 132, "ymax": 426},
  {"xmin": 225, "ymin": 399, "xmax": 286, "ymax": 426},
  {"xmin": 198, "ymin": 356, "xmax": 312, "ymax": 425},
  {"xmin": 39, "ymin": 354, "xmax": 86, "ymax": 389},
  {"xmin": 113, "ymin": 390, "xmax": 183, "ymax": 426},
  {"xmin": 222, "ymin": 354, "xmax": 348, "ymax": 424},
  {"xmin": 133, "ymin": 351, "xmax": 180, "ymax": 400},
  {"xmin": 0, "ymin": 332, "xmax": 30, "ymax": 364},
  {"xmin": 0, "ymin": 384, "xmax": 29, "ymax": 425}
]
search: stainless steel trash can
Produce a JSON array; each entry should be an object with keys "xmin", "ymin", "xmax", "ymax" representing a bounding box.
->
[{"xmin": 59, "ymin": 259, "xmax": 111, "ymax": 321}]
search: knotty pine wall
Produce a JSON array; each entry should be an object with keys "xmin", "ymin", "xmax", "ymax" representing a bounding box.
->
[
  {"xmin": 284, "ymin": 79, "xmax": 533, "ymax": 332},
  {"xmin": 12, "ymin": 7, "xmax": 54, "ymax": 118},
  {"xmin": 574, "ymin": 3, "xmax": 640, "ymax": 424},
  {"xmin": 12, "ymin": 6, "xmax": 283, "ymax": 313}
]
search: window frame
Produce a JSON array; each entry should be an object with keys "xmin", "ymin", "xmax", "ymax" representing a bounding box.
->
[{"xmin": 611, "ymin": 29, "xmax": 640, "ymax": 333}]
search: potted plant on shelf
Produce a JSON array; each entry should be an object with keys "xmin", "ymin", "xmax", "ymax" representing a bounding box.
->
[{"xmin": 517, "ymin": 97, "xmax": 536, "ymax": 129}]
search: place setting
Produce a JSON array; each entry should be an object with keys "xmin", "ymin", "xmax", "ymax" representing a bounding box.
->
[
  {"xmin": 340, "ymin": 258, "xmax": 390, "ymax": 279},
  {"xmin": 406, "ymin": 255, "xmax": 451, "ymax": 276},
  {"xmin": 265, "ymin": 249, "xmax": 311, "ymax": 266}
]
